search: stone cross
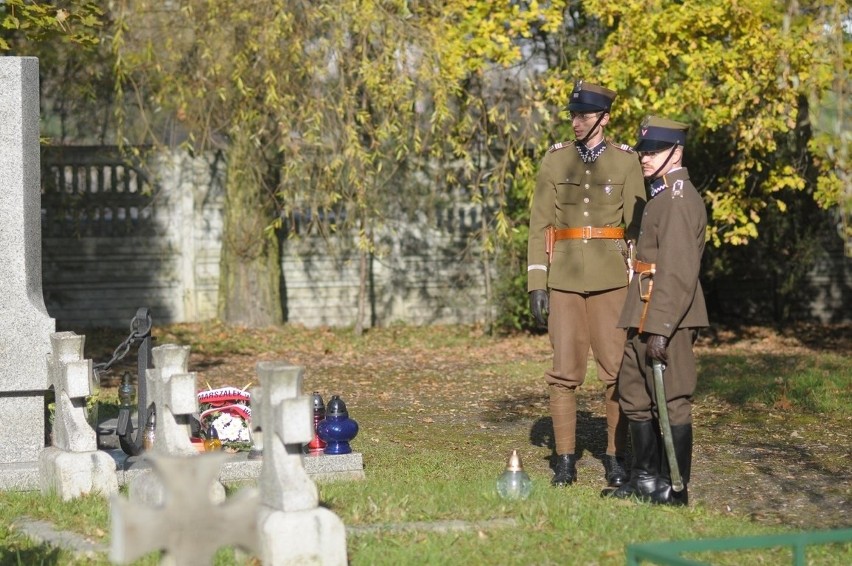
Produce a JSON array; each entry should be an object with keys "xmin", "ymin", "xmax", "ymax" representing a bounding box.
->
[
  {"xmin": 39, "ymin": 331, "xmax": 118, "ymax": 500},
  {"xmin": 146, "ymin": 344, "xmax": 197, "ymax": 456},
  {"xmin": 253, "ymin": 362, "xmax": 347, "ymax": 565},
  {"xmin": 111, "ymin": 453, "xmax": 260, "ymax": 566},
  {"xmin": 0, "ymin": 56, "xmax": 56, "ymax": 483},
  {"xmin": 252, "ymin": 362, "xmax": 317, "ymax": 512},
  {"xmin": 46, "ymin": 332, "xmax": 96, "ymax": 452}
]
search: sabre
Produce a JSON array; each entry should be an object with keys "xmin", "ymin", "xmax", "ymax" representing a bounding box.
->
[{"xmin": 652, "ymin": 359, "xmax": 684, "ymax": 492}]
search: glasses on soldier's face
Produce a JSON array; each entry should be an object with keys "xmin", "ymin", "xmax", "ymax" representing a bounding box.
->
[{"xmin": 570, "ymin": 111, "xmax": 602, "ymax": 121}]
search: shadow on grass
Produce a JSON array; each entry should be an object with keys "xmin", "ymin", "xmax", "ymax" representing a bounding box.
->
[
  {"xmin": 0, "ymin": 545, "xmax": 65, "ymax": 566},
  {"xmin": 712, "ymin": 431, "xmax": 852, "ymax": 527},
  {"xmin": 527, "ymin": 413, "xmax": 613, "ymax": 472}
]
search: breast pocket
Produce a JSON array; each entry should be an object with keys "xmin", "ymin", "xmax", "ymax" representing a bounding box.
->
[{"xmin": 556, "ymin": 179, "xmax": 582, "ymax": 205}]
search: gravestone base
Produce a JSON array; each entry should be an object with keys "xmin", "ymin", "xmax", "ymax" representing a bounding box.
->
[
  {"xmin": 0, "ymin": 395, "xmax": 46, "ymax": 464},
  {"xmin": 38, "ymin": 447, "xmax": 118, "ymax": 500},
  {"xmin": 258, "ymin": 506, "xmax": 347, "ymax": 566},
  {"xmin": 108, "ymin": 447, "xmax": 365, "ymax": 486},
  {"xmin": 128, "ymin": 466, "xmax": 226, "ymax": 507},
  {"xmin": 0, "ymin": 461, "xmax": 41, "ymax": 491},
  {"xmin": 0, "ymin": 395, "xmax": 46, "ymax": 491}
]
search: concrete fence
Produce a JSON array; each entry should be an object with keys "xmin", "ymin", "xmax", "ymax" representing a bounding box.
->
[{"xmin": 40, "ymin": 147, "xmax": 495, "ymax": 329}]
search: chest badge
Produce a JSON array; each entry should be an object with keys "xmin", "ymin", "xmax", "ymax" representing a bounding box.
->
[{"xmin": 604, "ymin": 185, "xmax": 613, "ymax": 195}]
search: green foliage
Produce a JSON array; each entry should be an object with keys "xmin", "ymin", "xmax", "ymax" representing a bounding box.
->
[
  {"xmin": 582, "ymin": 0, "xmax": 849, "ymax": 246},
  {"xmin": 0, "ymin": 0, "xmax": 101, "ymax": 52}
]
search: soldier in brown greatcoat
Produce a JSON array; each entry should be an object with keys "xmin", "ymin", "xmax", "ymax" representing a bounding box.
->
[
  {"xmin": 527, "ymin": 81, "xmax": 646, "ymax": 487},
  {"xmin": 608, "ymin": 116, "xmax": 709, "ymax": 506}
]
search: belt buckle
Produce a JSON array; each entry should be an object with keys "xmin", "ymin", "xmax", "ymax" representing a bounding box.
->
[{"xmin": 582, "ymin": 226, "xmax": 592, "ymax": 240}]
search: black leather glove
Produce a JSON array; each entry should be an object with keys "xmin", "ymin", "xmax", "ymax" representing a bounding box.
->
[
  {"xmin": 646, "ymin": 334, "xmax": 669, "ymax": 363},
  {"xmin": 529, "ymin": 289, "xmax": 549, "ymax": 328}
]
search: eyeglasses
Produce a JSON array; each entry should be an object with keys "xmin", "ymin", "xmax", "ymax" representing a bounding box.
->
[{"xmin": 570, "ymin": 111, "xmax": 603, "ymax": 121}]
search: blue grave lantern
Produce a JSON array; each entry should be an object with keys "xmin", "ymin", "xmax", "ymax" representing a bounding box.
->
[{"xmin": 316, "ymin": 395, "xmax": 358, "ymax": 455}]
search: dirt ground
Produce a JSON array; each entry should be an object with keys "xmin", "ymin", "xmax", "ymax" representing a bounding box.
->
[{"xmin": 90, "ymin": 321, "xmax": 851, "ymax": 531}]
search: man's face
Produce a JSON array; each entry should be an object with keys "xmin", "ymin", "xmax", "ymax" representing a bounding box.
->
[
  {"xmin": 571, "ymin": 111, "xmax": 608, "ymax": 141},
  {"xmin": 638, "ymin": 146, "xmax": 679, "ymax": 178}
]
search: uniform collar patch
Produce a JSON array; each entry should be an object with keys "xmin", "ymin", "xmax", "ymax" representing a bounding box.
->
[
  {"xmin": 576, "ymin": 140, "xmax": 607, "ymax": 163},
  {"xmin": 650, "ymin": 177, "xmax": 667, "ymax": 198}
]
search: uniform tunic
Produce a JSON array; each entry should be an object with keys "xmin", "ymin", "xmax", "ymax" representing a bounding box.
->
[
  {"xmin": 527, "ymin": 139, "xmax": 646, "ymax": 294},
  {"xmin": 617, "ymin": 167, "xmax": 709, "ymax": 424},
  {"xmin": 527, "ymin": 140, "xmax": 646, "ymax": 390}
]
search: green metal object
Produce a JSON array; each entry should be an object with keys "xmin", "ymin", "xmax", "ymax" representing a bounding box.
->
[
  {"xmin": 652, "ymin": 359, "xmax": 683, "ymax": 492},
  {"xmin": 626, "ymin": 528, "xmax": 852, "ymax": 565}
]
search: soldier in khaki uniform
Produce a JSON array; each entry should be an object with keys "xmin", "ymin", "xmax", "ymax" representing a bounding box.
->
[
  {"xmin": 608, "ymin": 116, "xmax": 709, "ymax": 506},
  {"xmin": 527, "ymin": 81, "xmax": 646, "ymax": 487}
]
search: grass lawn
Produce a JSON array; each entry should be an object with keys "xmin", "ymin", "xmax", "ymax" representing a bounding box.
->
[{"xmin": 1, "ymin": 322, "xmax": 849, "ymax": 565}]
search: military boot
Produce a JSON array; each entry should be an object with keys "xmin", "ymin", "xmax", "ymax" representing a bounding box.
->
[
  {"xmin": 551, "ymin": 454, "xmax": 577, "ymax": 486},
  {"xmin": 607, "ymin": 420, "xmax": 659, "ymax": 500},
  {"xmin": 603, "ymin": 454, "xmax": 628, "ymax": 487},
  {"xmin": 651, "ymin": 423, "xmax": 692, "ymax": 506}
]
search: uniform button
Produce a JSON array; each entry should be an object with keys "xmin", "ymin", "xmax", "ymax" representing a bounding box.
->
[
  {"xmin": 586, "ymin": 170, "xmax": 591, "ymax": 175},
  {"xmin": 583, "ymin": 197, "xmax": 590, "ymax": 203},
  {"xmin": 583, "ymin": 211, "xmax": 589, "ymax": 217},
  {"xmin": 584, "ymin": 184, "xmax": 589, "ymax": 189}
]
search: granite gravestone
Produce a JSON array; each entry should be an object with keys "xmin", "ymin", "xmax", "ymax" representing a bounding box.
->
[{"xmin": 0, "ymin": 57, "xmax": 57, "ymax": 490}]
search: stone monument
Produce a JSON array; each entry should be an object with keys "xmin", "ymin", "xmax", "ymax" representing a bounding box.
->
[
  {"xmin": 127, "ymin": 344, "xmax": 227, "ymax": 506},
  {"xmin": 39, "ymin": 332, "xmax": 118, "ymax": 499},
  {"xmin": 0, "ymin": 56, "xmax": 57, "ymax": 490},
  {"xmin": 253, "ymin": 361, "xmax": 347, "ymax": 565}
]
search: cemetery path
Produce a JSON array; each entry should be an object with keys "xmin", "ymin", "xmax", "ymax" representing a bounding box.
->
[{"xmin": 88, "ymin": 321, "xmax": 851, "ymax": 531}]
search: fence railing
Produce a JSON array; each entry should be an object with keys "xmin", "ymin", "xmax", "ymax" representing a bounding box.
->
[{"xmin": 627, "ymin": 528, "xmax": 852, "ymax": 565}]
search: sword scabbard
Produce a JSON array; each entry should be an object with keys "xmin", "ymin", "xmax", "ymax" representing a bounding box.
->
[{"xmin": 652, "ymin": 360, "xmax": 684, "ymax": 492}]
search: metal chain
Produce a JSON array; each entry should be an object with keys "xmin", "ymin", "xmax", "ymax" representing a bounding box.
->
[{"xmin": 92, "ymin": 312, "xmax": 153, "ymax": 375}]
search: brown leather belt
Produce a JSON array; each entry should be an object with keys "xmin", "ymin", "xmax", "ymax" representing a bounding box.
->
[
  {"xmin": 633, "ymin": 260, "xmax": 655, "ymax": 273},
  {"xmin": 552, "ymin": 226, "xmax": 625, "ymax": 241}
]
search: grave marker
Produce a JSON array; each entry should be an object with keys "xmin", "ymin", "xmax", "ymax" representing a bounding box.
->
[
  {"xmin": 253, "ymin": 361, "xmax": 347, "ymax": 565},
  {"xmin": 146, "ymin": 344, "xmax": 197, "ymax": 456},
  {"xmin": 39, "ymin": 332, "xmax": 118, "ymax": 499},
  {"xmin": 111, "ymin": 453, "xmax": 259, "ymax": 566},
  {"xmin": 0, "ymin": 56, "xmax": 57, "ymax": 490}
]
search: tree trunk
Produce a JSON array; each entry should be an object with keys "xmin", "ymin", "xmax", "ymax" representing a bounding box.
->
[{"xmin": 217, "ymin": 137, "xmax": 282, "ymax": 327}]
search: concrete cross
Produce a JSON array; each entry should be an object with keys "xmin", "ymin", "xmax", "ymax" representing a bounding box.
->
[
  {"xmin": 46, "ymin": 332, "xmax": 96, "ymax": 452},
  {"xmin": 253, "ymin": 362, "xmax": 317, "ymax": 512},
  {"xmin": 146, "ymin": 344, "xmax": 197, "ymax": 456},
  {"xmin": 111, "ymin": 453, "xmax": 259, "ymax": 565}
]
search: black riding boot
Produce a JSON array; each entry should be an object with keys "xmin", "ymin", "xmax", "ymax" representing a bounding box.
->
[
  {"xmin": 551, "ymin": 454, "xmax": 577, "ymax": 486},
  {"xmin": 608, "ymin": 420, "xmax": 659, "ymax": 499},
  {"xmin": 651, "ymin": 423, "xmax": 692, "ymax": 506}
]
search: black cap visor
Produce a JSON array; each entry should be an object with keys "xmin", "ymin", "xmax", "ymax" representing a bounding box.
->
[{"xmin": 635, "ymin": 139, "xmax": 678, "ymax": 153}]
